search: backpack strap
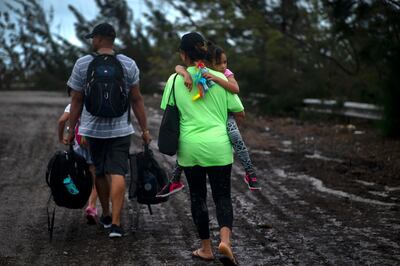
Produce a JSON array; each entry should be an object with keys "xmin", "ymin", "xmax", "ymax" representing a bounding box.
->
[
  {"xmin": 68, "ymin": 145, "xmax": 78, "ymax": 177},
  {"xmin": 167, "ymin": 73, "xmax": 179, "ymax": 106},
  {"xmin": 127, "ymin": 88, "xmax": 131, "ymax": 124},
  {"xmin": 147, "ymin": 204, "xmax": 153, "ymax": 215},
  {"xmin": 47, "ymin": 194, "xmax": 56, "ymax": 242},
  {"xmin": 45, "ymin": 154, "xmax": 58, "ymax": 187}
]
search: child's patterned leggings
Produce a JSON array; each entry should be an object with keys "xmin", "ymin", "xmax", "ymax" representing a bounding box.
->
[
  {"xmin": 227, "ymin": 115, "xmax": 255, "ymax": 176},
  {"xmin": 171, "ymin": 115, "xmax": 255, "ymax": 182}
]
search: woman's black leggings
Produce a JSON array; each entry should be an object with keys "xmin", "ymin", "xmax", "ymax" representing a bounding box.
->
[{"xmin": 183, "ymin": 164, "xmax": 233, "ymax": 240}]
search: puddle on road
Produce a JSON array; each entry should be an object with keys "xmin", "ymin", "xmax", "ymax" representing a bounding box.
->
[
  {"xmin": 368, "ymin": 191, "xmax": 389, "ymax": 198},
  {"xmin": 282, "ymin": 140, "xmax": 292, "ymax": 146},
  {"xmin": 251, "ymin": 149, "xmax": 271, "ymax": 155},
  {"xmin": 277, "ymin": 148, "xmax": 293, "ymax": 153},
  {"xmin": 275, "ymin": 140, "xmax": 294, "ymax": 153},
  {"xmin": 385, "ymin": 186, "xmax": 400, "ymax": 192},
  {"xmin": 305, "ymin": 152, "xmax": 344, "ymax": 163},
  {"xmin": 355, "ymin": 180, "xmax": 376, "ymax": 186},
  {"xmin": 273, "ymin": 169, "xmax": 397, "ymax": 207}
]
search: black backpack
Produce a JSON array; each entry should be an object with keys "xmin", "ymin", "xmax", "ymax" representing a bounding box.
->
[
  {"xmin": 45, "ymin": 146, "xmax": 93, "ymax": 241},
  {"xmin": 131, "ymin": 145, "xmax": 168, "ymax": 214},
  {"xmin": 84, "ymin": 53, "xmax": 129, "ymax": 118}
]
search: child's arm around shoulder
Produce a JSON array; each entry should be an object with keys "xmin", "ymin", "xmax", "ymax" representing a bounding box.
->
[
  {"xmin": 226, "ymin": 75, "xmax": 240, "ymax": 94},
  {"xmin": 203, "ymin": 71, "xmax": 240, "ymax": 94},
  {"xmin": 175, "ymin": 65, "xmax": 193, "ymax": 90}
]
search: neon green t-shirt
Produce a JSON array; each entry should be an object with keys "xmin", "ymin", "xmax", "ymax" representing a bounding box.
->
[{"xmin": 160, "ymin": 66, "xmax": 244, "ymax": 167}]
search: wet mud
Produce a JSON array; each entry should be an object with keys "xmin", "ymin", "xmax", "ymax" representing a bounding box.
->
[{"xmin": 0, "ymin": 91, "xmax": 399, "ymax": 265}]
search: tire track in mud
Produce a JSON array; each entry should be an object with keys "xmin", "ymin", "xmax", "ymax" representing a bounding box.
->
[
  {"xmin": 0, "ymin": 102, "xmax": 67, "ymax": 262},
  {"xmin": 1, "ymin": 91, "xmax": 399, "ymax": 265},
  {"xmin": 139, "ymin": 107, "xmax": 321, "ymax": 265},
  {"xmin": 214, "ymin": 144, "xmax": 399, "ymax": 266},
  {"xmin": 228, "ymin": 166, "xmax": 326, "ymax": 265},
  {"xmin": 60, "ymin": 95, "xmax": 400, "ymax": 265},
  {"xmin": 244, "ymin": 163, "xmax": 400, "ymax": 265},
  {"xmin": 126, "ymin": 131, "xmax": 224, "ymax": 265}
]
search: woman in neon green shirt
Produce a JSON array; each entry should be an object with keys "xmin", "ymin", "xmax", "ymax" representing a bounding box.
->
[{"xmin": 160, "ymin": 32, "xmax": 243, "ymax": 265}]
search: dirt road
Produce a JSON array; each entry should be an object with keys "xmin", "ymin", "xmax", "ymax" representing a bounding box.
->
[{"xmin": 0, "ymin": 91, "xmax": 399, "ymax": 265}]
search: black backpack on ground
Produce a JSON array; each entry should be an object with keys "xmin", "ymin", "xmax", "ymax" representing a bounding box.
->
[
  {"xmin": 129, "ymin": 145, "xmax": 169, "ymax": 214},
  {"xmin": 84, "ymin": 53, "xmax": 129, "ymax": 118},
  {"xmin": 45, "ymin": 145, "xmax": 93, "ymax": 241}
]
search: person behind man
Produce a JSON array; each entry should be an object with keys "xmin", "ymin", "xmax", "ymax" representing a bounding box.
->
[
  {"xmin": 58, "ymin": 98, "xmax": 98, "ymax": 225},
  {"xmin": 160, "ymin": 32, "xmax": 243, "ymax": 265},
  {"xmin": 67, "ymin": 23, "xmax": 151, "ymax": 238}
]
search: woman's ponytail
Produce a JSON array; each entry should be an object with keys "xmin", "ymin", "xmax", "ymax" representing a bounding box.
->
[{"xmin": 179, "ymin": 32, "xmax": 208, "ymax": 61}]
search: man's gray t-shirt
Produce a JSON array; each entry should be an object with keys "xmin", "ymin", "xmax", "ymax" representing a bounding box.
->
[{"xmin": 67, "ymin": 54, "xmax": 139, "ymax": 138}]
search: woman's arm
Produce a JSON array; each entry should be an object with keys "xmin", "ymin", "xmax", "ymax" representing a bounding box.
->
[
  {"xmin": 202, "ymin": 72, "xmax": 240, "ymax": 94},
  {"xmin": 175, "ymin": 65, "xmax": 193, "ymax": 90}
]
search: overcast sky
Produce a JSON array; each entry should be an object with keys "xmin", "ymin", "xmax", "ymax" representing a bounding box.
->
[{"xmin": 2, "ymin": 0, "xmax": 150, "ymax": 46}]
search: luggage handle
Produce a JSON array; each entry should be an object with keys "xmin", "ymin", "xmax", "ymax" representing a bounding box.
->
[
  {"xmin": 144, "ymin": 143, "xmax": 149, "ymax": 153},
  {"xmin": 143, "ymin": 144, "xmax": 152, "ymax": 158},
  {"xmin": 45, "ymin": 145, "xmax": 72, "ymax": 187}
]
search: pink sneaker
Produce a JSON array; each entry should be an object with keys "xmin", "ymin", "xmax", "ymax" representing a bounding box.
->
[
  {"xmin": 156, "ymin": 181, "xmax": 185, "ymax": 198},
  {"xmin": 244, "ymin": 173, "xmax": 261, "ymax": 191},
  {"xmin": 85, "ymin": 206, "xmax": 97, "ymax": 225}
]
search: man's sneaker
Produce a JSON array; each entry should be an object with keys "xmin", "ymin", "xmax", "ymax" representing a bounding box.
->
[
  {"xmin": 109, "ymin": 224, "xmax": 125, "ymax": 238},
  {"xmin": 244, "ymin": 173, "xmax": 261, "ymax": 190},
  {"xmin": 99, "ymin": 215, "xmax": 112, "ymax": 229},
  {"xmin": 85, "ymin": 206, "xmax": 97, "ymax": 225},
  {"xmin": 156, "ymin": 180, "xmax": 184, "ymax": 198}
]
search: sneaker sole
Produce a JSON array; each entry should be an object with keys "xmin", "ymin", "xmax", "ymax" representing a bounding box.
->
[
  {"xmin": 99, "ymin": 222, "xmax": 112, "ymax": 229},
  {"xmin": 109, "ymin": 232, "xmax": 123, "ymax": 238},
  {"xmin": 244, "ymin": 178, "xmax": 261, "ymax": 191},
  {"xmin": 155, "ymin": 185, "xmax": 184, "ymax": 198}
]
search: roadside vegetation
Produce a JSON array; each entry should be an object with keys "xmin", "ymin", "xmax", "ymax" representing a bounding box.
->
[{"xmin": 0, "ymin": 0, "xmax": 399, "ymax": 136}]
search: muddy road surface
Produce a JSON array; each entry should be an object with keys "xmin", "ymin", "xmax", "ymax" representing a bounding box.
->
[{"xmin": 0, "ymin": 91, "xmax": 399, "ymax": 265}]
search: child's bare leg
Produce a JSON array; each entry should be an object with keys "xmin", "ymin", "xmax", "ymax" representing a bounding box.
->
[{"xmin": 87, "ymin": 165, "xmax": 97, "ymax": 208}]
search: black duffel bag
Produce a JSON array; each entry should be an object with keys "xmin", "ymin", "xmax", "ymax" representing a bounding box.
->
[{"xmin": 133, "ymin": 145, "xmax": 169, "ymax": 214}]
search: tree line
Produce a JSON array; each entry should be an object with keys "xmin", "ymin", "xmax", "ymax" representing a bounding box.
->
[{"xmin": 0, "ymin": 0, "xmax": 399, "ymax": 136}]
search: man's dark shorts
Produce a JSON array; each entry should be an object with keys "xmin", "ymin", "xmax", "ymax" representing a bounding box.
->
[{"xmin": 87, "ymin": 135, "xmax": 131, "ymax": 176}]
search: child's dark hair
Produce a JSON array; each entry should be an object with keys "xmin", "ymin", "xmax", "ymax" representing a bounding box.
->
[
  {"xmin": 206, "ymin": 42, "xmax": 225, "ymax": 65},
  {"xmin": 179, "ymin": 32, "xmax": 208, "ymax": 61}
]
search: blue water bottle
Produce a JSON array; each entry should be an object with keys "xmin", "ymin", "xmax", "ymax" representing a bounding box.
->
[{"xmin": 63, "ymin": 175, "xmax": 79, "ymax": 195}]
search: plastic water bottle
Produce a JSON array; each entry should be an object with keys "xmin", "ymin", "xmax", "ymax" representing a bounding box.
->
[{"xmin": 63, "ymin": 175, "xmax": 79, "ymax": 195}]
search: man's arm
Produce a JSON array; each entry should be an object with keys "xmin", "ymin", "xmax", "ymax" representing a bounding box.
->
[
  {"xmin": 130, "ymin": 84, "xmax": 151, "ymax": 144},
  {"xmin": 67, "ymin": 89, "xmax": 84, "ymax": 144}
]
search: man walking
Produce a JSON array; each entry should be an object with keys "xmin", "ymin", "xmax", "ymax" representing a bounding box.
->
[{"xmin": 67, "ymin": 23, "xmax": 151, "ymax": 238}]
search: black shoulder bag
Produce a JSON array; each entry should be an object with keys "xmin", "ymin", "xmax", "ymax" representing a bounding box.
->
[{"xmin": 158, "ymin": 74, "xmax": 180, "ymax": 156}]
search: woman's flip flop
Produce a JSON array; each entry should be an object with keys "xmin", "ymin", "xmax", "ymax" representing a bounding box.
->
[
  {"xmin": 191, "ymin": 249, "xmax": 215, "ymax": 261},
  {"xmin": 218, "ymin": 242, "xmax": 238, "ymax": 266}
]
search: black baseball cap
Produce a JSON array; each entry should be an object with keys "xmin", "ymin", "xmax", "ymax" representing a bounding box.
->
[
  {"xmin": 179, "ymin": 32, "xmax": 205, "ymax": 51},
  {"xmin": 85, "ymin": 23, "xmax": 116, "ymax": 39}
]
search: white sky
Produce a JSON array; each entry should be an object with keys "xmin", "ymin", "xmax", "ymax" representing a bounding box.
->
[
  {"xmin": 1, "ymin": 0, "xmax": 181, "ymax": 47},
  {"xmin": 40, "ymin": 0, "xmax": 150, "ymax": 46}
]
